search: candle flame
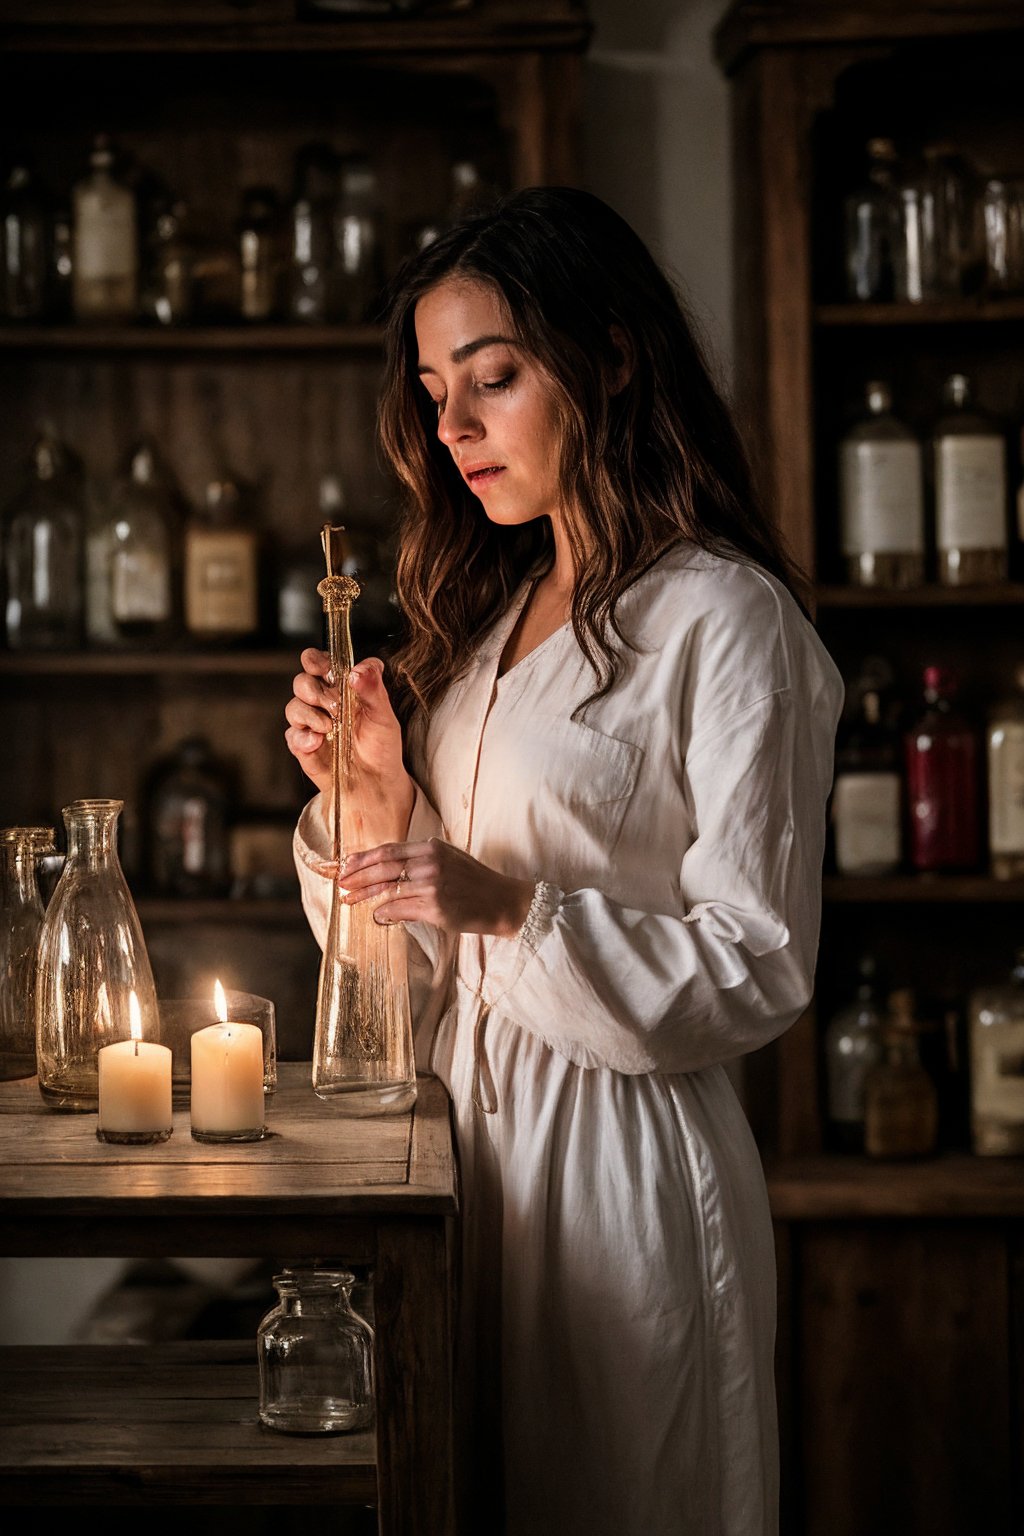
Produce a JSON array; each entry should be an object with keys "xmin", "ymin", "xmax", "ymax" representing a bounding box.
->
[
  {"xmin": 129, "ymin": 990, "xmax": 142, "ymax": 1043},
  {"xmin": 214, "ymin": 978, "xmax": 227, "ymax": 1022}
]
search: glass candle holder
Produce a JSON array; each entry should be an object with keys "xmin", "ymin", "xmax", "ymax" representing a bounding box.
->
[{"xmin": 157, "ymin": 991, "xmax": 276, "ymax": 1109}]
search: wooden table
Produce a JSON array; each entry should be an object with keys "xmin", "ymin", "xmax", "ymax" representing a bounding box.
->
[{"xmin": 0, "ymin": 1063, "xmax": 459, "ymax": 1535}]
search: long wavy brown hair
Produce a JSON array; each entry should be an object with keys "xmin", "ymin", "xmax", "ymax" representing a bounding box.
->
[{"xmin": 377, "ymin": 185, "xmax": 807, "ymax": 724}]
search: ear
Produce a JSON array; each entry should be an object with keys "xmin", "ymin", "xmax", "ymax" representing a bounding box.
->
[{"xmin": 607, "ymin": 322, "xmax": 636, "ymax": 395}]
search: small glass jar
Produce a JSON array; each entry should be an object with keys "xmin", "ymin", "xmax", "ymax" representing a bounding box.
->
[{"xmin": 257, "ymin": 1266, "xmax": 374, "ymax": 1434}]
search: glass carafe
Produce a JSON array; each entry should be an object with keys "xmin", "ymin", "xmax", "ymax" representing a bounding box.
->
[
  {"xmin": 0, "ymin": 826, "xmax": 56, "ymax": 1079},
  {"xmin": 257, "ymin": 1265, "xmax": 374, "ymax": 1434},
  {"xmin": 311, "ymin": 523, "xmax": 416, "ymax": 1114},
  {"xmin": 36, "ymin": 798, "xmax": 159, "ymax": 1111},
  {"xmin": 2, "ymin": 425, "xmax": 86, "ymax": 651}
]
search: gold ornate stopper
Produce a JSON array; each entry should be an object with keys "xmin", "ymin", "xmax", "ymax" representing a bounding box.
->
[{"xmin": 318, "ymin": 523, "xmax": 361, "ymax": 613}]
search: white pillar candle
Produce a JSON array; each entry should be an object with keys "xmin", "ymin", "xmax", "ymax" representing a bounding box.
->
[
  {"xmin": 97, "ymin": 993, "xmax": 173, "ymax": 1141},
  {"xmin": 190, "ymin": 1022, "xmax": 265, "ymax": 1140}
]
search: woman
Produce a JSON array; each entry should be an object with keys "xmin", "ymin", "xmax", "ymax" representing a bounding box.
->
[{"xmin": 285, "ymin": 186, "xmax": 843, "ymax": 1536}]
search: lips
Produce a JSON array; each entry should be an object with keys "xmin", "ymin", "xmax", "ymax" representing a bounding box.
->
[{"xmin": 462, "ymin": 463, "xmax": 505, "ymax": 487}]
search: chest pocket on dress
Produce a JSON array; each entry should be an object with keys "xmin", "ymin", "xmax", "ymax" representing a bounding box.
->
[{"xmin": 519, "ymin": 714, "xmax": 642, "ymax": 876}]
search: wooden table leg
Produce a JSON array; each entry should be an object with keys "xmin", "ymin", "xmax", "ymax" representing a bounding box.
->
[{"xmin": 373, "ymin": 1217, "xmax": 455, "ymax": 1536}]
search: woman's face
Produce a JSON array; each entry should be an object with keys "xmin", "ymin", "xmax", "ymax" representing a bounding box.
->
[{"xmin": 414, "ymin": 276, "xmax": 564, "ymax": 529}]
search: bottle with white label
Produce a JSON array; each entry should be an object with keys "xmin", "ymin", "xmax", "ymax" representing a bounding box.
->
[
  {"xmin": 839, "ymin": 381, "xmax": 925, "ymax": 587},
  {"xmin": 831, "ymin": 682, "xmax": 903, "ymax": 875},
  {"xmin": 931, "ymin": 373, "xmax": 1007, "ymax": 585},
  {"xmin": 108, "ymin": 439, "xmax": 177, "ymax": 641},
  {"xmin": 71, "ymin": 133, "xmax": 138, "ymax": 323},
  {"xmin": 987, "ymin": 664, "xmax": 1024, "ymax": 879},
  {"xmin": 969, "ymin": 949, "xmax": 1024, "ymax": 1156}
]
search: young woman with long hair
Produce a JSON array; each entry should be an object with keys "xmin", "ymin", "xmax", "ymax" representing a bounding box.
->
[{"xmin": 285, "ymin": 186, "xmax": 842, "ymax": 1536}]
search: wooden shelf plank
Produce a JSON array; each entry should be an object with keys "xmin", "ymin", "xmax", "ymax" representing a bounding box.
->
[
  {"xmin": 822, "ymin": 875, "xmax": 1024, "ymax": 903},
  {"xmin": 0, "ymin": 323, "xmax": 384, "ymax": 353},
  {"xmin": 815, "ymin": 582, "xmax": 1024, "ymax": 609},
  {"xmin": 0, "ymin": 649, "xmax": 305, "ymax": 676},
  {"xmin": 0, "ymin": 1340, "xmax": 377, "ymax": 1506},
  {"xmin": 814, "ymin": 298, "xmax": 1024, "ymax": 326},
  {"xmin": 137, "ymin": 898, "xmax": 306, "ymax": 926},
  {"xmin": 765, "ymin": 1153, "xmax": 1024, "ymax": 1220}
]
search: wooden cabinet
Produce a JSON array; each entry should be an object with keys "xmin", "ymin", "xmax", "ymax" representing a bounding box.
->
[
  {"xmin": 716, "ymin": 4, "xmax": 1024, "ymax": 1531},
  {"xmin": 0, "ymin": 1, "xmax": 590, "ymax": 1051}
]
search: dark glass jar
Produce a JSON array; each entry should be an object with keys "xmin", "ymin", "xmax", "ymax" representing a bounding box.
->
[
  {"xmin": 903, "ymin": 664, "xmax": 981, "ymax": 872},
  {"xmin": 144, "ymin": 736, "xmax": 233, "ymax": 897}
]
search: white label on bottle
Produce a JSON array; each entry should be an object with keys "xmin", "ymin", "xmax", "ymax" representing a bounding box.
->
[
  {"xmin": 74, "ymin": 189, "xmax": 137, "ymax": 281},
  {"xmin": 185, "ymin": 532, "xmax": 257, "ymax": 634},
  {"xmin": 935, "ymin": 436, "xmax": 1007, "ymax": 551},
  {"xmin": 832, "ymin": 772, "xmax": 901, "ymax": 873},
  {"xmin": 988, "ymin": 720, "xmax": 1024, "ymax": 855},
  {"xmin": 840, "ymin": 440, "xmax": 925, "ymax": 555},
  {"xmin": 973, "ymin": 1022, "xmax": 1024, "ymax": 1122},
  {"xmin": 84, "ymin": 526, "xmax": 118, "ymax": 643},
  {"xmin": 111, "ymin": 549, "xmax": 171, "ymax": 624}
]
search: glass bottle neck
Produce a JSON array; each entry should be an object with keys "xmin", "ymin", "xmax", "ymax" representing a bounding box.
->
[
  {"xmin": 0, "ymin": 842, "xmax": 41, "ymax": 906},
  {"xmin": 63, "ymin": 802, "xmax": 122, "ymax": 868}
]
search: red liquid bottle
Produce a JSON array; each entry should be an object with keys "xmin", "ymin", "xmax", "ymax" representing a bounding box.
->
[{"xmin": 904, "ymin": 665, "xmax": 981, "ymax": 871}]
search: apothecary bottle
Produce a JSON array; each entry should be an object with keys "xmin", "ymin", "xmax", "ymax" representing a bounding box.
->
[
  {"xmin": 143, "ymin": 735, "xmax": 232, "ymax": 898},
  {"xmin": 2, "ymin": 426, "xmax": 86, "ymax": 651},
  {"xmin": 987, "ymin": 664, "xmax": 1024, "ymax": 879},
  {"xmin": 864, "ymin": 989, "xmax": 939, "ymax": 1159},
  {"xmin": 843, "ymin": 137, "xmax": 898, "ymax": 302},
  {"xmin": 0, "ymin": 826, "xmax": 56, "ymax": 1080},
  {"xmin": 839, "ymin": 381, "xmax": 925, "ymax": 588},
  {"xmin": 923, "ymin": 142, "xmax": 983, "ymax": 298},
  {"xmin": 71, "ymin": 133, "xmax": 138, "ymax": 323},
  {"xmin": 831, "ymin": 682, "xmax": 902, "ymax": 875},
  {"xmin": 968, "ymin": 948, "xmax": 1024, "ymax": 1155},
  {"xmin": 285, "ymin": 144, "xmax": 333, "ymax": 324},
  {"xmin": 1, "ymin": 163, "xmax": 49, "ymax": 321},
  {"xmin": 329, "ymin": 155, "xmax": 384, "ymax": 324},
  {"xmin": 257, "ymin": 1266, "xmax": 374, "ymax": 1434},
  {"xmin": 184, "ymin": 478, "xmax": 259, "ymax": 642},
  {"xmin": 141, "ymin": 199, "xmax": 194, "ymax": 327},
  {"xmin": 108, "ymin": 438, "xmax": 178, "ymax": 640},
  {"xmin": 931, "ymin": 373, "xmax": 1008, "ymax": 585},
  {"xmin": 904, "ymin": 664, "xmax": 981, "ymax": 872},
  {"xmin": 824, "ymin": 955, "xmax": 885, "ymax": 1152},
  {"xmin": 36, "ymin": 798, "xmax": 159, "ymax": 1111},
  {"xmin": 238, "ymin": 186, "xmax": 281, "ymax": 322}
]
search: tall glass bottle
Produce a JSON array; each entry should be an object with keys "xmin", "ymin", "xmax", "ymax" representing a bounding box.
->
[
  {"xmin": 285, "ymin": 145, "xmax": 333, "ymax": 325},
  {"xmin": 71, "ymin": 133, "xmax": 138, "ymax": 323},
  {"xmin": 987, "ymin": 663, "xmax": 1024, "ymax": 879},
  {"xmin": 904, "ymin": 664, "xmax": 981, "ymax": 872},
  {"xmin": 0, "ymin": 826, "xmax": 56, "ymax": 1080},
  {"xmin": 311, "ymin": 523, "xmax": 416, "ymax": 1114},
  {"xmin": 823, "ymin": 955, "xmax": 885, "ymax": 1151},
  {"xmin": 143, "ymin": 735, "xmax": 232, "ymax": 898},
  {"xmin": 843, "ymin": 137, "xmax": 899, "ymax": 302},
  {"xmin": 2, "ymin": 425, "xmax": 86, "ymax": 650},
  {"xmin": 864, "ymin": 988, "xmax": 939, "ymax": 1159},
  {"xmin": 108, "ymin": 438, "xmax": 178, "ymax": 640},
  {"xmin": 329, "ymin": 155, "xmax": 384, "ymax": 325},
  {"xmin": 831, "ymin": 680, "xmax": 902, "ymax": 875},
  {"xmin": 968, "ymin": 948, "xmax": 1024, "ymax": 1155},
  {"xmin": 931, "ymin": 373, "xmax": 1008, "ymax": 585},
  {"xmin": 36, "ymin": 798, "xmax": 159, "ymax": 1111},
  {"xmin": 184, "ymin": 478, "xmax": 260, "ymax": 643},
  {"xmin": 1, "ymin": 163, "xmax": 49, "ymax": 320},
  {"xmin": 839, "ymin": 381, "xmax": 925, "ymax": 588}
]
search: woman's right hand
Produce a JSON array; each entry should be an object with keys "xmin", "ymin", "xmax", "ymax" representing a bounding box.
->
[{"xmin": 284, "ymin": 649, "xmax": 414, "ymax": 837}]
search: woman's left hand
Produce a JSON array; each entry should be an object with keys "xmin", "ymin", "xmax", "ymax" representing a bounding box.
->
[{"xmin": 341, "ymin": 837, "xmax": 534, "ymax": 939}]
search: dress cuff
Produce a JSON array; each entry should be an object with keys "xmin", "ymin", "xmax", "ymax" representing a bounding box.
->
[{"xmin": 517, "ymin": 879, "xmax": 563, "ymax": 954}]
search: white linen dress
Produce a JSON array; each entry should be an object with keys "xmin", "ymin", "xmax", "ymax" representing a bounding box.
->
[{"xmin": 294, "ymin": 542, "xmax": 844, "ymax": 1536}]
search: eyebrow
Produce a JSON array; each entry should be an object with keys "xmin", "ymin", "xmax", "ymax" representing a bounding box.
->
[{"xmin": 417, "ymin": 334, "xmax": 517, "ymax": 375}]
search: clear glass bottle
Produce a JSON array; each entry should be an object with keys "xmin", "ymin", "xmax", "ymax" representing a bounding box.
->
[
  {"xmin": 311, "ymin": 524, "xmax": 416, "ymax": 1114},
  {"xmin": 141, "ymin": 199, "xmax": 194, "ymax": 327},
  {"xmin": 49, "ymin": 202, "xmax": 74, "ymax": 322},
  {"xmin": 890, "ymin": 164, "xmax": 942, "ymax": 304},
  {"xmin": 108, "ymin": 437, "xmax": 178, "ymax": 640},
  {"xmin": 824, "ymin": 955, "xmax": 885, "ymax": 1152},
  {"xmin": 831, "ymin": 681, "xmax": 902, "ymax": 875},
  {"xmin": 987, "ymin": 664, "xmax": 1024, "ymax": 879},
  {"xmin": 329, "ymin": 155, "xmax": 384, "ymax": 325},
  {"xmin": 284, "ymin": 145, "xmax": 334, "ymax": 325},
  {"xmin": 982, "ymin": 176, "xmax": 1024, "ymax": 298},
  {"xmin": 238, "ymin": 186, "xmax": 281, "ymax": 322},
  {"xmin": 71, "ymin": 133, "xmax": 138, "ymax": 323},
  {"xmin": 2, "ymin": 425, "xmax": 86, "ymax": 650},
  {"xmin": 968, "ymin": 948, "xmax": 1024, "ymax": 1155},
  {"xmin": 864, "ymin": 988, "xmax": 939, "ymax": 1159},
  {"xmin": 257, "ymin": 1265, "xmax": 374, "ymax": 1434},
  {"xmin": 36, "ymin": 798, "xmax": 159, "ymax": 1112},
  {"xmin": 931, "ymin": 373, "xmax": 1008, "ymax": 585},
  {"xmin": 144, "ymin": 735, "xmax": 232, "ymax": 898},
  {"xmin": 184, "ymin": 478, "xmax": 260, "ymax": 642},
  {"xmin": 0, "ymin": 825, "xmax": 56, "ymax": 1080},
  {"xmin": 839, "ymin": 380, "xmax": 925, "ymax": 588},
  {"xmin": 843, "ymin": 136, "xmax": 899, "ymax": 302},
  {"xmin": 903, "ymin": 664, "xmax": 981, "ymax": 872},
  {"xmin": 2, "ymin": 163, "xmax": 49, "ymax": 321},
  {"xmin": 922, "ymin": 142, "xmax": 983, "ymax": 298}
]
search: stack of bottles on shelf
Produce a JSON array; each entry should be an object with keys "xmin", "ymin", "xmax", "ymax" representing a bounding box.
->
[
  {"xmin": 824, "ymin": 948, "xmax": 1024, "ymax": 1161},
  {"xmin": 0, "ymin": 133, "xmax": 501, "ymax": 328},
  {"xmin": 831, "ymin": 658, "xmax": 1024, "ymax": 880},
  {"xmin": 839, "ymin": 373, "xmax": 1023, "ymax": 589},
  {"xmin": 842, "ymin": 135, "xmax": 1024, "ymax": 304},
  {"xmin": 0, "ymin": 424, "xmax": 395, "ymax": 653}
]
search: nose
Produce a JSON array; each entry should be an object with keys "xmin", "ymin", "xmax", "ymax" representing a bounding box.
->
[{"xmin": 437, "ymin": 389, "xmax": 483, "ymax": 448}]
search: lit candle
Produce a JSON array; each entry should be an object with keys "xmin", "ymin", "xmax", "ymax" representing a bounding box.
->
[
  {"xmin": 97, "ymin": 991, "xmax": 173, "ymax": 1145},
  {"xmin": 190, "ymin": 979, "xmax": 265, "ymax": 1143}
]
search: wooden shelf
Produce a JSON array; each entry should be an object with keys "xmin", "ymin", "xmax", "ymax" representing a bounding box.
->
[
  {"xmin": 0, "ymin": 1340, "xmax": 377, "ymax": 1507},
  {"xmin": 765, "ymin": 1152, "xmax": 1024, "ymax": 1220},
  {"xmin": 822, "ymin": 875, "xmax": 1024, "ymax": 903},
  {"xmin": 0, "ymin": 323, "xmax": 384, "ymax": 353},
  {"xmin": 137, "ymin": 898, "xmax": 305, "ymax": 925},
  {"xmin": 815, "ymin": 583, "xmax": 1024, "ymax": 610},
  {"xmin": 0, "ymin": 649, "xmax": 308, "ymax": 676},
  {"xmin": 814, "ymin": 298, "xmax": 1024, "ymax": 327}
]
